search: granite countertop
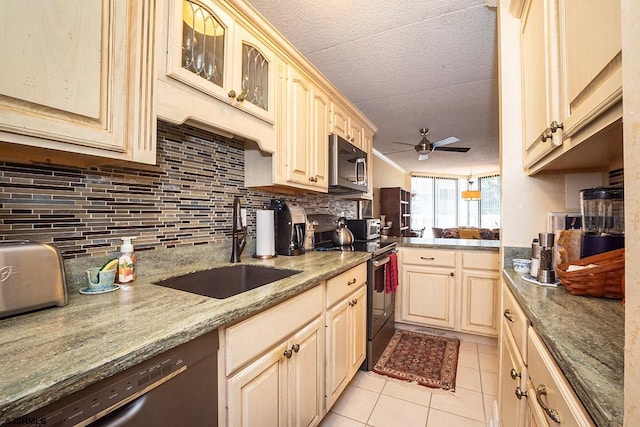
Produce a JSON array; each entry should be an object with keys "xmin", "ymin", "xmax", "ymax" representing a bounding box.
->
[
  {"xmin": 0, "ymin": 248, "xmax": 370, "ymax": 422},
  {"xmin": 503, "ymin": 269, "xmax": 624, "ymax": 427},
  {"xmin": 390, "ymin": 236, "xmax": 500, "ymax": 251}
]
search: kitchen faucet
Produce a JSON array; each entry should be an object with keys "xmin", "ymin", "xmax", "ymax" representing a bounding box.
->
[{"xmin": 230, "ymin": 196, "xmax": 247, "ymax": 263}]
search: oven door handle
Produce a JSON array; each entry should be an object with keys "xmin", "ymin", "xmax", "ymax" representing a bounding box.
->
[{"xmin": 372, "ymin": 256, "xmax": 390, "ymax": 267}]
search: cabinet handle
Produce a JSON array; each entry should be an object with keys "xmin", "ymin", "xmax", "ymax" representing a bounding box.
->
[
  {"xmin": 536, "ymin": 384, "xmax": 561, "ymax": 423},
  {"xmin": 353, "ymin": 299, "xmax": 358, "ymax": 306},
  {"xmin": 420, "ymin": 256, "xmax": 435, "ymax": 261},
  {"xmin": 540, "ymin": 128, "xmax": 552, "ymax": 142},
  {"xmin": 308, "ymin": 176, "xmax": 318, "ymax": 182},
  {"xmin": 347, "ymin": 278, "xmax": 357, "ymax": 286},
  {"xmin": 515, "ymin": 387, "xmax": 528, "ymax": 400},
  {"xmin": 291, "ymin": 344, "xmax": 300, "ymax": 353},
  {"xmin": 284, "ymin": 349, "xmax": 293, "ymax": 359},
  {"xmin": 237, "ymin": 92, "xmax": 246, "ymax": 102},
  {"xmin": 510, "ymin": 368, "xmax": 521, "ymax": 380},
  {"xmin": 550, "ymin": 121, "xmax": 563, "ymax": 133},
  {"xmin": 503, "ymin": 309, "xmax": 514, "ymax": 322},
  {"xmin": 228, "ymin": 90, "xmax": 237, "ymax": 99},
  {"xmin": 449, "ymin": 272, "xmax": 455, "ymax": 277}
]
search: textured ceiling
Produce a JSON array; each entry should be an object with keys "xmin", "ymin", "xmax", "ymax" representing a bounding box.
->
[{"xmin": 246, "ymin": 0, "xmax": 499, "ymax": 176}]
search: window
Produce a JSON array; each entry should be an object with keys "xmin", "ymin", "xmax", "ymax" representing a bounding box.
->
[{"xmin": 411, "ymin": 174, "xmax": 500, "ymax": 231}]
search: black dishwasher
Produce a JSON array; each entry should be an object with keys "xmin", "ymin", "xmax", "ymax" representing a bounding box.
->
[{"xmin": 20, "ymin": 330, "xmax": 218, "ymax": 427}]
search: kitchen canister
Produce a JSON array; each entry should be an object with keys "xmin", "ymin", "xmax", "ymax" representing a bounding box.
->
[{"xmin": 255, "ymin": 209, "xmax": 276, "ymax": 258}]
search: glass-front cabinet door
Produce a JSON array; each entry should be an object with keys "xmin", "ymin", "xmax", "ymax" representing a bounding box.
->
[{"xmin": 167, "ymin": 0, "xmax": 276, "ymax": 124}]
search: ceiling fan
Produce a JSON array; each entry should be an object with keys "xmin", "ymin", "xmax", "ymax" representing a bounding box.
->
[{"xmin": 386, "ymin": 128, "xmax": 470, "ymax": 160}]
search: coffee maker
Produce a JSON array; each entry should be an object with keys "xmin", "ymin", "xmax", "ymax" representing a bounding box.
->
[
  {"xmin": 270, "ymin": 199, "xmax": 306, "ymax": 256},
  {"xmin": 580, "ymin": 187, "xmax": 624, "ymax": 258}
]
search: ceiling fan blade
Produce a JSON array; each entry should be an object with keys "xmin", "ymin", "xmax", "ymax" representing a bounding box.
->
[
  {"xmin": 418, "ymin": 153, "xmax": 430, "ymax": 161},
  {"xmin": 391, "ymin": 141, "xmax": 416, "ymax": 146},
  {"xmin": 431, "ymin": 136, "xmax": 461, "ymax": 148},
  {"xmin": 383, "ymin": 148, "xmax": 415, "ymax": 155},
  {"xmin": 433, "ymin": 146, "xmax": 471, "ymax": 153}
]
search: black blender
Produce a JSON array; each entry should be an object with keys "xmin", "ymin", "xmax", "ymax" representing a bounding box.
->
[{"xmin": 579, "ymin": 187, "xmax": 624, "ymax": 258}]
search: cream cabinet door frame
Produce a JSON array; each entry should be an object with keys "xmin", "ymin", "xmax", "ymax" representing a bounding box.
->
[
  {"xmin": 0, "ymin": 0, "xmax": 156, "ymax": 164},
  {"xmin": 400, "ymin": 264, "xmax": 457, "ymax": 330},
  {"xmin": 460, "ymin": 269, "xmax": 500, "ymax": 336}
]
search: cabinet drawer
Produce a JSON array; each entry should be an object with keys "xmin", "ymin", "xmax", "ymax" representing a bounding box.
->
[
  {"xmin": 527, "ymin": 328, "xmax": 595, "ymax": 427},
  {"xmin": 225, "ymin": 285, "xmax": 323, "ymax": 375},
  {"xmin": 502, "ymin": 283, "xmax": 529, "ymax": 363},
  {"xmin": 462, "ymin": 251, "xmax": 500, "ymax": 270},
  {"xmin": 326, "ymin": 263, "xmax": 367, "ymax": 308},
  {"xmin": 401, "ymin": 248, "xmax": 456, "ymax": 267}
]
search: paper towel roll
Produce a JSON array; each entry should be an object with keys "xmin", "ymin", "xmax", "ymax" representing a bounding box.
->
[{"xmin": 256, "ymin": 210, "xmax": 276, "ymax": 257}]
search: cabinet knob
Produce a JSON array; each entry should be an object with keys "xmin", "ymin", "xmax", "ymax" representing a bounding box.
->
[
  {"xmin": 284, "ymin": 349, "xmax": 293, "ymax": 359},
  {"xmin": 550, "ymin": 121, "xmax": 563, "ymax": 133},
  {"xmin": 228, "ymin": 90, "xmax": 237, "ymax": 99},
  {"xmin": 291, "ymin": 344, "xmax": 300, "ymax": 353},
  {"xmin": 510, "ymin": 368, "xmax": 521, "ymax": 380},
  {"xmin": 503, "ymin": 309, "xmax": 514, "ymax": 322},
  {"xmin": 540, "ymin": 128, "xmax": 552, "ymax": 142},
  {"xmin": 449, "ymin": 272, "xmax": 455, "ymax": 277},
  {"xmin": 536, "ymin": 384, "xmax": 561, "ymax": 423},
  {"xmin": 515, "ymin": 387, "xmax": 528, "ymax": 400},
  {"xmin": 308, "ymin": 176, "xmax": 318, "ymax": 183}
]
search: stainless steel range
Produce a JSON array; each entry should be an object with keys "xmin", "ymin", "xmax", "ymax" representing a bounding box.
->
[{"xmin": 308, "ymin": 214, "xmax": 397, "ymax": 370}]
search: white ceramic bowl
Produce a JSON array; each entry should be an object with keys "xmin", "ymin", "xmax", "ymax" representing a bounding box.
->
[{"xmin": 512, "ymin": 258, "xmax": 532, "ymax": 274}]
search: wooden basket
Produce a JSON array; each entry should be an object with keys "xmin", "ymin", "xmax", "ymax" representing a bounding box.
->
[{"xmin": 556, "ymin": 248, "xmax": 625, "ymax": 299}]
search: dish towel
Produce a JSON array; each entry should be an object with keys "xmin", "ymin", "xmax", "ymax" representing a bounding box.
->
[{"xmin": 385, "ymin": 251, "xmax": 399, "ymax": 294}]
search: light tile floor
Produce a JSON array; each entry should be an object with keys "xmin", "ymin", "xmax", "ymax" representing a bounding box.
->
[{"xmin": 319, "ymin": 339, "xmax": 499, "ymax": 427}]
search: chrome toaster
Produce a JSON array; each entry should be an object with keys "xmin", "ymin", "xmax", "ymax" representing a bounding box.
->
[{"xmin": 0, "ymin": 240, "xmax": 68, "ymax": 318}]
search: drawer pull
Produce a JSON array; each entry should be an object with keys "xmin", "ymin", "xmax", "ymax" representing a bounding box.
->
[
  {"xmin": 510, "ymin": 368, "xmax": 521, "ymax": 380},
  {"xmin": 536, "ymin": 384, "xmax": 561, "ymax": 423},
  {"xmin": 347, "ymin": 278, "xmax": 357, "ymax": 286},
  {"xmin": 515, "ymin": 387, "xmax": 528, "ymax": 400},
  {"xmin": 291, "ymin": 344, "xmax": 300, "ymax": 353},
  {"xmin": 503, "ymin": 309, "xmax": 514, "ymax": 322},
  {"xmin": 420, "ymin": 256, "xmax": 435, "ymax": 261}
]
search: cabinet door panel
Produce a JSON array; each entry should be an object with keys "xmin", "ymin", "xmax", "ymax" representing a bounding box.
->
[
  {"xmin": 326, "ymin": 299, "xmax": 350, "ymax": 408},
  {"xmin": 401, "ymin": 265, "xmax": 456, "ymax": 329},
  {"xmin": 311, "ymin": 86, "xmax": 330, "ymax": 189},
  {"xmin": 227, "ymin": 345, "xmax": 287, "ymax": 427},
  {"xmin": 461, "ymin": 270, "xmax": 499, "ymax": 336},
  {"xmin": 350, "ymin": 286, "xmax": 367, "ymax": 373},
  {"xmin": 0, "ymin": 0, "xmax": 125, "ymax": 151},
  {"xmin": 330, "ymin": 102, "xmax": 348, "ymax": 139},
  {"xmin": 285, "ymin": 68, "xmax": 312, "ymax": 185},
  {"xmin": 288, "ymin": 318, "xmax": 322, "ymax": 427},
  {"xmin": 499, "ymin": 327, "xmax": 527, "ymax": 427}
]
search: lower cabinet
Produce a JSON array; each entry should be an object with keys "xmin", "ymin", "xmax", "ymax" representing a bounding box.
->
[
  {"xmin": 220, "ymin": 263, "xmax": 367, "ymax": 426},
  {"xmin": 397, "ymin": 248, "xmax": 500, "ymax": 337},
  {"xmin": 226, "ymin": 317, "xmax": 323, "ymax": 427},
  {"xmin": 499, "ymin": 318, "xmax": 528, "ymax": 427},
  {"xmin": 526, "ymin": 328, "xmax": 594, "ymax": 427}
]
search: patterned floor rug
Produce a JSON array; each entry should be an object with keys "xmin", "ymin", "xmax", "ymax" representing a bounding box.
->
[{"xmin": 373, "ymin": 330, "xmax": 460, "ymax": 391}]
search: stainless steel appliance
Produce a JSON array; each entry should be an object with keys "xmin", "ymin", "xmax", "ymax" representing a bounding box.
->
[
  {"xmin": 22, "ymin": 330, "xmax": 218, "ymax": 426},
  {"xmin": 346, "ymin": 218, "xmax": 381, "ymax": 240},
  {"xmin": 308, "ymin": 214, "xmax": 396, "ymax": 370},
  {"xmin": 1, "ymin": 240, "xmax": 67, "ymax": 318},
  {"xmin": 270, "ymin": 199, "xmax": 306, "ymax": 256},
  {"xmin": 328, "ymin": 134, "xmax": 368, "ymax": 193},
  {"xmin": 579, "ymin": 187, "xmax": 625, "ymax": 257}
]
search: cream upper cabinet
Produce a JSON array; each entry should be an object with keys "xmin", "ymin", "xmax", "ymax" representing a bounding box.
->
[
  {"xmin": 520, "ymin": 0, "xmax": 563, "ymax": 168},
  {"xmin": 515, "ymin": 0, "xmax": 623, "ymax": 174},
  {"xmin": 245, "ymin": 63, "xmax": 329, "ymax": 192},
  {"xmin": 0, "ymin": 0, "xmax": 156, "ymax": 165},
  {"xmin": 558, "ymin": 0, "xmax": 622, "ymax": 139},
  {"xmin": 166, "ymin": 0, "xmax": 277, "ymax": 124},
  {"xmin": 330, "ymin": 102, "xmax": 364, "ymax": 149},
  {"xmin": 398, "ymin": 248, "xmax": 499, "ymax": 337}
]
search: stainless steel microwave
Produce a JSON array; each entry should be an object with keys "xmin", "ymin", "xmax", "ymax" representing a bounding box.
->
[{"xmin": 328, "ymin": 134, "xmax": 368, "ymax": 193}]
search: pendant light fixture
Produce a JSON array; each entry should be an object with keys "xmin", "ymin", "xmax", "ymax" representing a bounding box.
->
[{"xmin": 462, "ymin": 175, "xmax": 482, "ymax": 201}]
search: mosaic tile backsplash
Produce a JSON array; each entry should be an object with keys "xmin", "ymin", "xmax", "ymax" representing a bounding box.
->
[{"xmin": 0, "ymin": 121, "xmax": 357, "ymax": 259}]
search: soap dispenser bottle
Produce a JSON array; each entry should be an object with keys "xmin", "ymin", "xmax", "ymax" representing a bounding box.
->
[{"xmin": 118, "ymin": 237, "xmax": 136, "ymax": 283}]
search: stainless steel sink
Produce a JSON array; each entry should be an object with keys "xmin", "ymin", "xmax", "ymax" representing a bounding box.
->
[{"xmin": 153, "ymin": 265, "xmax": 301, "ymax": 299}]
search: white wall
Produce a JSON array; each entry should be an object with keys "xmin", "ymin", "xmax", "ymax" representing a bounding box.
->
[
  {"xmin": 497, "ymin": 1, "xmax": 567, "ymax": 248},
  {"xmin": 372, "ymin": 152, "xmax": 410, "ymax": 217}
]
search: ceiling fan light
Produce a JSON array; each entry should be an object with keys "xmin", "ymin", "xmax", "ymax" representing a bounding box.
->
[{"xmin": 461, "ymin": 190, "xmax": 482, "ymax": 201}]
